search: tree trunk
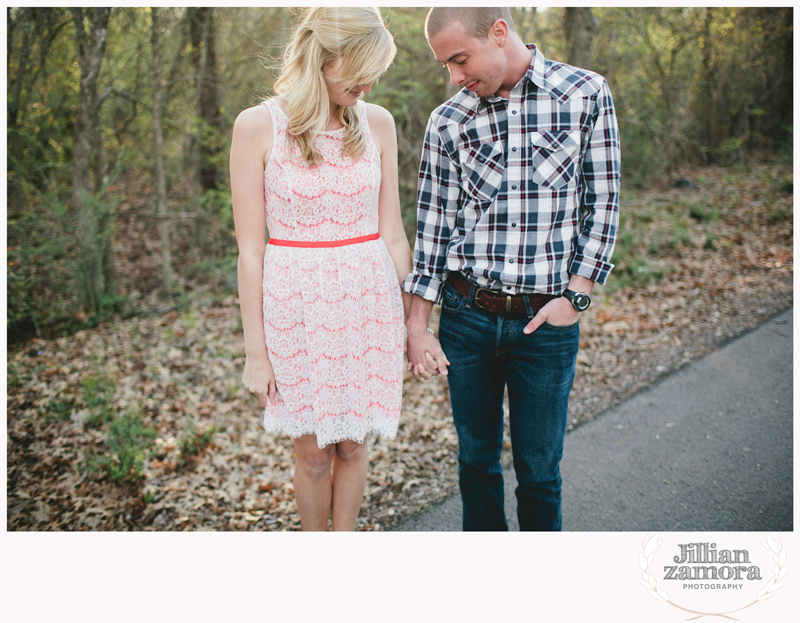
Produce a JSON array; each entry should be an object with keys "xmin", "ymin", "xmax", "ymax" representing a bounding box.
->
[
  {"xmin": 700, "ymin": 8, "xmax": 717, "ymax": 151},
  {"xmin": 7, "ymin": 8, "xmax": 32, "ymax": 133},
  {"xmin": 186, "ymin": 7, "xmax": 224, "ymax": 253},
  {"xmin": 71, "ymin": 7, "xmax": 112, "ymax": 313},
  {"xmin": 188, "ymin": 7, "xmax": 222, "ymax": 192},
  {"xmin": 564, "ymin": 7, "xmax": 598, "ymax": 69},
  {"xmin": 778, "ymin": 8, "xmax": 793, "ymax": 139},
  {"xmin": 151, "ymin": 7, "xmax": 176, "ymax": 295}
]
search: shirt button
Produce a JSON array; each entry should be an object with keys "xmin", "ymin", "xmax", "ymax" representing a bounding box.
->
[
  {"xmin": 511, "ymin": 184, "xmax": 517, "ymax": 190},
  {"xmin": 511, "ymin": 223, "xmax": 517, "ymax": 227},
  {"xmin": 508, "ymin": 259, "xmax": 514, "ymax": 264},
  {"xmin": 512, "ymin": 147, "xmax": 517, "ymax": 152},
  {"xmin": 511, "ymin": 110, "xmax": 517, "ymax": 115}
]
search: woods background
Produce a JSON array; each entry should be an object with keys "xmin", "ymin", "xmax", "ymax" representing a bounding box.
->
[
  {"xmin": 6, "ymin": 6, "xmax": 793, "ymax": 343},
  {"xmin": 6, "ymin": 6, "xmax": 794, "ymax": 532}
]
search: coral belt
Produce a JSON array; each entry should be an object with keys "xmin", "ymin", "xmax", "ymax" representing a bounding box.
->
[{"xmin": 268, "ymin": 233, "xmax": 380, "ymax": 248}]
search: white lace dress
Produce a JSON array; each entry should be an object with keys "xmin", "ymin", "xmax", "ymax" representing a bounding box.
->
[{"xmin": 260, "ymin": 99, "xmax": 404, "ymax": 448}]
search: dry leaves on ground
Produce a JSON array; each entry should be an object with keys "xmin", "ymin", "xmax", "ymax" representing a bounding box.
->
[{"xmin": 6, "ymin": 160, "xmax": 793, "ymax": 531}]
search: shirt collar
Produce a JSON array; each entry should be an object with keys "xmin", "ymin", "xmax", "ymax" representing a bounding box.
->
[
  {"xmin": 479, "ymin": 43, "xmax": 547, "ymax": 106},
  {"xmin": 524, "ymin": 43, "xmax": 548, "ymax": 92}
]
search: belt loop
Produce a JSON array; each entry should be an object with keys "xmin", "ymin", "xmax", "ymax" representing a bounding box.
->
[
  {"xmin": 522, "ymin": 294, "xmax": 535, "ymax": 319},
  {"xmin": 466, "ymin": 280, "xmax": 475, "ymax": 309}
]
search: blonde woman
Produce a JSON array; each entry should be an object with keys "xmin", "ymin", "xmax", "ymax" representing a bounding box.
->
[{"xmin": 230, "ymin": 7, "xmax": 411, "ymax": 531}]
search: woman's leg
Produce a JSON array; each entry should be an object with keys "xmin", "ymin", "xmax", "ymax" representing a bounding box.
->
[
  {"xmin": 292, "ymin": 435, "xmax": 335, "ymax": 531},
  {"xmin": 330, "ymin": 439, "xmax": 368, "ymax": 531}
]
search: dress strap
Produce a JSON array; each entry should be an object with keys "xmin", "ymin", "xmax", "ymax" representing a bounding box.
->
[
  {"xmin": 356, "ymin": 100, "xmax": 371, "ymax": 141},
  {"xmin": 355, "ymin": 100, "xmax": 380, "ymax": 160},
  {"xmin": 262, "ymin": 99, "xmax": 287, "ymax": 159}
]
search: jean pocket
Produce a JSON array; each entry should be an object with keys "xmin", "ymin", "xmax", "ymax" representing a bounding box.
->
[
  {"xmin": 531, "ymin": 130, "xmax": 580, "ymax": 190},
  {"xmin": 458, "ymin": 141, "xmax": 505, "ymax": 205},
  {"xmin": 543, "ymin": 320, "xmax": 580, "ymax": 331},
  {"xmin": 441, "ymin": 282, "xmax": 468, "ymax": 314}
]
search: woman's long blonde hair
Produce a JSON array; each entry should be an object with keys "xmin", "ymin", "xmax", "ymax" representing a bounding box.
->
[{"xmin": 273, "ymin": 7, "xmax": 396, "ymax": 166}]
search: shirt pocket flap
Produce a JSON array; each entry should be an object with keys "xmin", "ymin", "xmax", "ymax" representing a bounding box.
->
[
  {"xmin": 457, "ymin": 141, "xmax": 505, "ymax": 205},
  {"xmin": 530, "ymin": 131, "xmax": 580, "ymax": 190},
  {"xmin": 458, "ymin": 141, "xmax": 505, "ymax": 166},
  {"xmin": 530, "ymin": 130, "xmax": 580, "ymax": 153}
]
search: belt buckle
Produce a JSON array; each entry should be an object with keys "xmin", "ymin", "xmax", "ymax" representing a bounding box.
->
[{"xmin": 475, "ymin": 287, "xmax": 513, "ymax": 313}]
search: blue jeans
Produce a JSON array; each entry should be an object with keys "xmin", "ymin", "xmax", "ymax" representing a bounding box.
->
[{"xmin": 438, "ymin": 280, "xmax": 580, "ymax": 531}]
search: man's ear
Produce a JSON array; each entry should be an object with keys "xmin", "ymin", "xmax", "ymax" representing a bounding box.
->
[{"xmin": 489, "ymin": 19, "xmax": 509, "ymax": 47}]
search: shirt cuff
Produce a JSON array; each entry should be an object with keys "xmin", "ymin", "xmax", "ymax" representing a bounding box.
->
[
  {"xmin": 569, "ymin": 254, "xmax": 615, "ymax": 286},
  {"xmin": 401, "ymin": 271, "xmax": 445, "ymax": 304}
]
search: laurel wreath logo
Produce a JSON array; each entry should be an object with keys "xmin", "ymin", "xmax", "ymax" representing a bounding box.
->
[{"xmin": 638, "ymin": 534, "xmax": 788, "ymax": 620}]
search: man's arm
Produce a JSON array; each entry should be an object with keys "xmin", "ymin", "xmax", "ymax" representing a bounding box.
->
[
  {"xmin": 402, "ymin": 114, "xmax": 459, "ymax": 378},
  {"xmin": 569, "ymin": 78, "xmax": 622, "ymax": 286},
  {"xmin": 406, "ymin": 294, "xmax": 449, "ymax": 379},
  {"xmin": 524, "ymin": 78, "xmax": 621, "ymax": 335},
  {"xmin": 401, "ymin": 114, "xmax": 459, "ymax": 303},
  {"xmin": 523, "ymin": 274, "xmax": 593, "ymax": 334}
]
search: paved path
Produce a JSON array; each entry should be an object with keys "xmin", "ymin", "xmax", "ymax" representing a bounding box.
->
[{"xmin": 392, "ymin": 308, "xmax": 793, "ymax": 531}]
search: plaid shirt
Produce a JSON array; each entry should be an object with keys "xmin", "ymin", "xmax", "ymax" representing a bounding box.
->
[{"xmin": 402, "ymin": 44, "xmax": 621, "ymax": 303}]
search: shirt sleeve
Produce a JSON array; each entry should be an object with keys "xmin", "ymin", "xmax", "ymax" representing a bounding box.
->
[
  {"xmin": 401, "ymin": 114, "xmax": 460, "ymax": 303},
  {"xmin": 569, "ymin": 78, "xmax": 621, "ymax": 285}
]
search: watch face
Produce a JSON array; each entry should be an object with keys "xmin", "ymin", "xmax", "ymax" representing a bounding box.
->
[
  {"xmin": 564, "ymin": 290, "xmax": 591, "ymax": 311},
  {"xmin": 574, "ymin": 294, "xmax": 590, "ymax": 311}
]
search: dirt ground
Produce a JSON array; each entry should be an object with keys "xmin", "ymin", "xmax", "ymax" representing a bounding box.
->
[{"xmin": 6, "ymin": 160, "xmax": 793, "ymax": 531}]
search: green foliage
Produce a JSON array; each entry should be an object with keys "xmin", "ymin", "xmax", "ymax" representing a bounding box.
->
[
  {"xmin": 614, "ymin": 253, "xmax": 668, "ymax": 290},
  {"xmin": 7, "ymin": 183, "xmax": 81, "ymax": 337},
  {"xmin": 6, "ymin": 6, "xmax": 793, "ymax": 340},
  {"xmin": 83, "ymin": 370, "xmax": 118, "ymax": 426},
  {"xmin": 7, "ymin": 8, "xmax": 78, "ymax": 197},
  {"xmin": 78, "ymin": 358, "xmax": 156, "ymax": 486},
  {"xmin": 7, "ymin": 166, "xmax": 129, "ymax": 343},
  {"xmin": 592, "ymin": 7, "xmax": 792, "ymax": 186},
  {"xmin": 39, "ymin": 398, "xmax": 76, "ymax": 423},
  {"xmin": 372, "ymin": 7, "xmax": 453, "ymax": 226},
  {"xmin": 773, "ymin": 176, "xmax": 793, "ymax": 196},
  {"xmin": 186, "ymin": 255, "xmax": 238, "ymax": 297},
  {"xmin": 85, "ymin": 406, "xmax": 157, "ymax": 485},
  {"xmin": 178, "ymin": 423, "xmax": 217, "ymax": 465},
  {"xmin": 197, "ymin": 188, "xmax": 237, "ymax": 257},
  {"xmin": 767, "ymin": 206, "xmax": 793, "ymax": 225},
  {"xmin": 610, "ymin": 212, "xmax": 668, "ymax": 290},
  {"xmin": 687, "ymin": 202, "xmax": 719, "ymax": 223}
]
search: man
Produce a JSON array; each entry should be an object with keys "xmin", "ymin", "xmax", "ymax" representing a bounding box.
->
[{"xmin": 402, "ymin": 7, "xmax": 621, "ymax": 531}]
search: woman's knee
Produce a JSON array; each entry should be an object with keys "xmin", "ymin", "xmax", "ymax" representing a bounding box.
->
[
  {"xmin": 335, "ymin": 440, "xmax": 366, "ymax": 463},
  {"xmin": 295, "ymin": 443, "xmax": 334, "ymax": 479}
]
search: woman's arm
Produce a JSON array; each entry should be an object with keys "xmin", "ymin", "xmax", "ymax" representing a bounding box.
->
[
  {"xmin": 367, "ymin": 103, "xmax": 413, "ymax": 319},
  {"xmin": 230, "ymin": 104, "xmax": 277, "ymax": 406}
]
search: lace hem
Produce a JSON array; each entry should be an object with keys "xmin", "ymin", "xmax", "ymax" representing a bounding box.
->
[{"xmin": 261, "ymin": 409, "xmax": 400, "ymax": 448}]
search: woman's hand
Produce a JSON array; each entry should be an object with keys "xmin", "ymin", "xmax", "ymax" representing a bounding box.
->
[
  {"xmin": 407, "ymin": 325, "xmax": 450, "ymax": 380},
  {"xmin": 242, "ymin": 355, "xmax": 278, "ymax": 407}
]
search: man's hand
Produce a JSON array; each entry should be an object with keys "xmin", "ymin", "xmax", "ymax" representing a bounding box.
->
[
  {"xmin": 405, "ymin": 293, "xmax": 450, "ymax": 380},
  {"xmin": 407, "ymin": 326, "xmax": 450, "ymax": 380},
  {"xmin": 522, "ymin": 296, "xmax": 580, "ymax": 335},
  {"xmin": 525, "ymin": 276, "xmax": 594, "ymax": 334}
]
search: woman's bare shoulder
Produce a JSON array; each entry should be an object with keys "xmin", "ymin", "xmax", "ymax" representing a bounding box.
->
[
  {"xmin": 364, "ymin": 102, "xmax": 396, "ymax": 153},
  {"xmin": 365, "ymin": 102, "xmax": 396, "ymax": 132},
  {"xmin": 233, "ymin": 101, "xmax": 273, "ymax": 135}
]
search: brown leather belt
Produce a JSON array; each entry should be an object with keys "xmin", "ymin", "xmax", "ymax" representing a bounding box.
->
[{"xmin": 446, "ymin": 272, "xmax": 558, "ymax": 316}]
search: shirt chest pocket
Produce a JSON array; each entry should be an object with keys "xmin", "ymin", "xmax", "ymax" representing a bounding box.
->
[
  {"xmin": 530, "ymin": 130, "xmax": 580, "ymax": 190},
  {"xmin": 457, "ymin": 141, "xmax": 505, "ymax": 205}
]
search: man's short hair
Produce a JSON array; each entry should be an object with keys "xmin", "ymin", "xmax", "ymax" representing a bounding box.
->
[{"xmin": 425, "ymin": 6, "xmax": 515, "ymax": 40}]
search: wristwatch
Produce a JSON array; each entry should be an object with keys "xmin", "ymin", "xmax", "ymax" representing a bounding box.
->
[{"xmin": 562, "ymin": 289, "xmax": 591, "ymax": 312}]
